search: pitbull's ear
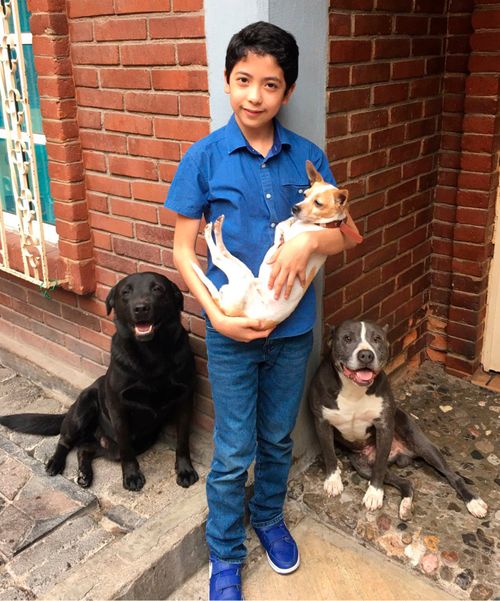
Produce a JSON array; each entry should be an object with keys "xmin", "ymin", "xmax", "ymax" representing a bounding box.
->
[
  {"xmin": 105, "ymin": 285, "xmax": 116, "ymax": 316},
  {"xmin": 306, "ymin": 160, "xmax": 324, "ymax": 184},
  {"xmin": 383, "ymin": 324, "xmax": 389, "ymax": 333},
  {"xmin": 170, "ymin": 280, "xmax": 184, "ymax": 312},
  {"xmin": 324, "ymin": 324, "xmax": 335, "ymax": 349}
]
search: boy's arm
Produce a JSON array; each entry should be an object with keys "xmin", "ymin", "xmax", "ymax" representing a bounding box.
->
[
  {"xmin": 267, "ymin": 213, "xmax": 361, "ymax": 300},
  {"xmin": 173, "ymin": 215, "xmax": 274, "ymax": 342}
]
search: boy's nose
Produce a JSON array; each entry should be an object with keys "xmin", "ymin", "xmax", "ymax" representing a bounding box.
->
[{"xmin": 247, "ymin": 85, "xmax": 262, "ymax": 103}]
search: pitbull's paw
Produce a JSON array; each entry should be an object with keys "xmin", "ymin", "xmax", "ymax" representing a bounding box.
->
[
  {"xmin": 363, "ymin": 484, "xmax": 384, "ymax": 511},
  {"xmin": 399, "ymin": 496, "xmax": 413, "ymax": 521},
  {"xmin": 324, "ymin": 467, "xmax": 343, "ymax": 497},
  {"xmin": 467, "ymin": 497, "xmax": 488, "ymax": 518}
]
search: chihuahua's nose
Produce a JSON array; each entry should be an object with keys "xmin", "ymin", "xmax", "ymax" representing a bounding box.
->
[{"xmin": 292, "ymin": 204, "xmax": 300, "ymax": 215}]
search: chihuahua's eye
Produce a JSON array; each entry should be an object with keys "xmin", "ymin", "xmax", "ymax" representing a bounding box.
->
[{"xmin": 314, "ymin": 199, "xmax": 323, "ymax": 207}]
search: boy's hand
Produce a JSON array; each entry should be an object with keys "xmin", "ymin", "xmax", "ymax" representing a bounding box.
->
[
  {"xmin": 267, "ymin": 232, "xmax": 315, "ymax": 300},
  {"xmin": 210, "ymin": 313, "xmax": 275, "ymax": 342}
]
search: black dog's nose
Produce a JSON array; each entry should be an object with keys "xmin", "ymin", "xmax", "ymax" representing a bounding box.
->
[
  {"xmin": 292, "ymin": 204, "xmax": 300, "ymax": 215},
  {"xmin": 357, "ymin": 349, "xmax": 374, "ymax": 364},
  {"xmin": 133, "ymin": 303, "xmax": 151, "ymax": 318}
]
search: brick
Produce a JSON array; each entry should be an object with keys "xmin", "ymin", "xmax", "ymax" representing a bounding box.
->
[
  {"xmin": 394, "ymin": 15, "xmax": 429, "ymax": 36},
  {"xmin": 89, "ymin": 212, "xmax": 134, "ymax": 237},
  {"xmin": 110, "ymin": 198, "xmax": 158, "ymax": 223},
  {"xmin": 330, "ymin": 40, "xmax": 372, "ymax": 63},
  {"xmin": 352, "ymin": 63, "xmax": 390, "ymax": 85},
  {"xmin": 179, "ymin": 94, "xmax": 210, "ymax": 117},
  {"xmin": 95, "ymin": 18, "xmax": 147, "ymax": 41},
  {"xmin": 121, "ymin": 43, "xmax": 176, "ymax": 66},
  {"xmin": 350, "ymin": 109, "xmax": 388, "ymax": 133},
  {"xmin": 30, "ymin": 12, "xmax": 68, "ymax": 35},
  {"xmin": 86, "ymin": 173, "xmax": 130, "ymax": 197},
  {"xmin": 32, "ymin": 36, "xmax": 69, "ymax": 57},
  {"xmin": 115, "ymin": 0, "xmax": 168, "ymax": 13},
  {"xmin": 177, "ymin": 42, "xmax": 207, "ymax": 66},
  {"xmin": 77, "ymin": 88, "xmax": 123, "ymax": 110},
  {"xmin": 350, "ymin": 151, "xmax": 386, "ymax": 178},
  {"xmin": 154, "ymin": 117, "xmax": 209, "ymax": 142},
  {"xmin": 37, "ymin": 77, "xmax": 76, "ymax": 100},
  {"xmin": 104, "ymin": 113, "xmax": 153, "ymax": 135},
  {"xmin": 125, "ymin": 92, "xmax": 178, "ymax": 115},
  {"xmin": 152, "ymin": 69, "xmax": 208, "ymax": 91},
  {"xmin": 71, "ymin": 44, "xmax": 119, "ymax": 65},
  {"xmin": 374, "ymin": 38, "xmax": 410, "ymax": 59},
  {"xmin": 392, "ymin": 59, "xmax": 426, "ymax": 80},
  {"xmin": 53, "ymin": 200, "xmax": 88, "ymax": 222},
  {"xmin": 50, "ymin": 180, "xmax": 86, "ymax": 201},
  {"xmin": 82, "ymin": 151, "xmax": 107, "ymax": 172},
  {"xmin": 80, "ymin": 130, "xmax": 127, "ymax": 153},
  {"xmin": 72, "ymin": 67, "xmax": 99, "ymax": 88},
  {"xmin": 353, "ymin": 14, "xmax": 392, "ymax": 35},
  {"xmin": 67, "ymin": 0, "xmax": 113, "ymax": 17},
  {"xmin": 76, "ymin": 108, "xmax": 101, "ymax": 129},
  {"xmin": 173, "ymin": 0, "xmax": 202, "ymax": 10},
  {"xmin": 101, "ymin": 69, "xmax": 151, "ymax": 89},
  {"xmin": 373, "ymin": 83, "xmax": 409, "ymax": 105},
  {"xmin": 34, "ymin": 55, "xmax": 72, "ymax": 77},
  {"xmin": 327, "ymin": 134, "xmax": 369, "ymax": 162},
  {"xmin": 136, "ymin": 223, "xmax": 173, "ymax": 247},
  {"xmin": 132, "ymin": 181, "xmax": 169, "ymax": 203},
  {"xmin": 68, "ymin": 21, "xmax": 94, "ymax": 43},
  {"xmin": 108, "ymin": 156, "xmax": 158, "ymax": 180},
  {"xmin": 128, "ymin": 137, "xmax": 180, "ymax": 160},
  {"xmin": 149, "ymin": 16, "xmax": 205, "ymax": 39},
  {"xmin": 45, "ymin": 141, "xmax": 82, "ymax": 164},
  {"xmin": 113, "ymin": 237, "xmax": 162, "ymax": 264},
  {"xmin": 371, "ymin": 125, "xmax": 405, "ymax": 150},
  {"xmin": 329, "ymin": 88, "xmax": 371, "ymax": 113}
]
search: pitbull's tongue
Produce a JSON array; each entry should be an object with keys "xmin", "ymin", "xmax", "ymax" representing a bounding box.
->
[{"xmin": 355, "ymin": 369, "xmax": 374, "ymax": 382}]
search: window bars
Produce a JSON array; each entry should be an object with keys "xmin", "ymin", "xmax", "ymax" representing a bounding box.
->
[{"xmin": 0, "ymin": 0, "xmax": 57, "ymax": 288}]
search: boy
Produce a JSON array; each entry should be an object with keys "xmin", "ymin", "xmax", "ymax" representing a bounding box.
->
[{"xmin": 165, "ymin": 21, "xmax": 360, "ymax": 600}]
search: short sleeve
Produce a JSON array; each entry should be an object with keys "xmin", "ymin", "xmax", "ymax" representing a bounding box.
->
[{"xmin": 164, "ymin": 153, "xmax": 208, "ymax": 219}]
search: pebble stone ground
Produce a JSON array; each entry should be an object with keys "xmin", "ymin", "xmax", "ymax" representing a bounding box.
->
[{"xmin": 289, "ymin": 361, "xmax": 499, "ymax": 600}]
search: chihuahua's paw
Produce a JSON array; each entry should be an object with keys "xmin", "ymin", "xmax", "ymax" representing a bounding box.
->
[
  {"xmin": 363, "ymin": 484, "xmax": 384, "ymax": 511},
  {"xmin": 467, "ymin": 497, "xmax": 488, "ymax": 518},
  {"xmin": 324, "ymin": 467, "xmax": 343, "ymax": 497}
]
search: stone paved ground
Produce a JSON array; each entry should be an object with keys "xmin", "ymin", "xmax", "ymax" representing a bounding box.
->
[
  {"xmin": 0, "ymin": 364, "xmax": 210, "ymax": 599},
  {"xmin": 289, "ymin": 361, "xmax": 499, "ymax": 600}
]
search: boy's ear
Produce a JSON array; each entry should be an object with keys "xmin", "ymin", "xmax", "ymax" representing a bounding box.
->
[
  {"xmin": 224, "ymin": 69, "xmax": 230, "ymax": 94},
  {"xmin": 282, "ymin": 83, "xmax": 296, "ymax": 105}
]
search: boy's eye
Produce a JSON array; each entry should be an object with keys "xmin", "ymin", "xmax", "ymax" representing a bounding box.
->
[{"xmin": 237, "ymin": 77, "xmax": 248, "ymax": 84}]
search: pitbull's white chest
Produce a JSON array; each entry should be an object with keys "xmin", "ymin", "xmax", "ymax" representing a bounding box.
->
[{"xmin": 322, "ymin": 379, "xmax": 384, "ymax": 442}]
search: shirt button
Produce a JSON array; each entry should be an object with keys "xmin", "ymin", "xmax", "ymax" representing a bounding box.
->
[
  {"xmin": 266, "ymin": 193, "xmax": 272, "ymax": 199},
  {"xmin": 298, "ymin": 189, "xmax": 304, "ymax": 193},
  {"xmin": 261, "ymin": 163, "xmax": 266, "ymax": 169},
  {"xmin": 271, "ymin": 223, "xmax": 276, "ymax": 228}
]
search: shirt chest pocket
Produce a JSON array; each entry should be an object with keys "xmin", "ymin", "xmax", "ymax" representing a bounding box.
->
[{"xmin": 279, "ymin": 183, "xmax": 309, "ymax": 220}]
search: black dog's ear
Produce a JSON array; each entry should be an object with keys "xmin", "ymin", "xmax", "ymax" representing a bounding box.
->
[
  {"xmin": 105, "ymin": 285, "xmax": 116, "ymax": 316},
  {"xmin": 169, "ymin": 280, "xmax": 184, "ymax": 312}
]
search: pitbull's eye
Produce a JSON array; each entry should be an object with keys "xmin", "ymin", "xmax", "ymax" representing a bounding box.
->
[
  {"xmin": 373, "ymin": 335, "xmax": 382, "ymax": 343},
  {"xmin": 343, "ymin": 335, "xmax": 352, "ymax": 343},
  {"xmin": 314, "ymin": 199, "xmax": 323, "ymax": 207}
]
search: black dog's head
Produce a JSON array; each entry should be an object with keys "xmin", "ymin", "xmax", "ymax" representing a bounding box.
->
[
  {"xmin": 106, "ymin": 272, "xmax": 184, "ymax": 342},
  {"xmin": 328, "ymin": 320, "xmax": 389, "ymax": 387}
]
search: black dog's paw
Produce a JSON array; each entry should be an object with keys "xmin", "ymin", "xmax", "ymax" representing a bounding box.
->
[
  {"xmin": 176, "ymin": 457, "xmax": 199, "ymax": 488},
  {"xmin": 123, "ymin": 469, "xmax": 146, "ymax": 491},
  {"xmin": 77, "ymin": 471, "xmax": 93, "ymax": 488},
  {"xmin": 46, "ymin": 456, "xmax": 65, "ymax": 476}
]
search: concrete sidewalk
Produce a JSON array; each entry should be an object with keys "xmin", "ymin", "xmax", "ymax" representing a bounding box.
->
[{"xmin": 0, "ymin": 355, "xmax": 498, "ymax": 600}]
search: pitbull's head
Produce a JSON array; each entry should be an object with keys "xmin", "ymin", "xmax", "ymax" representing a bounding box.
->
[{"xmin": 328, "ymin": 320, "xmax": 389, "ymax": 387}]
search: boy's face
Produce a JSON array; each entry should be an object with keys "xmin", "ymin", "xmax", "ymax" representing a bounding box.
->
[{"xmin": 224, "ymin": 52, "xmax": 295, "ymax": 139}]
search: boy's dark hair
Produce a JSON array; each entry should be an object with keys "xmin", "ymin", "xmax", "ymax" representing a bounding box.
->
[{"xmin": 225, "ymin": 21, "xmax": 299, "ymax": 93}]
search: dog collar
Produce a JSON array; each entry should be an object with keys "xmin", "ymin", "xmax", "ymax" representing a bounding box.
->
[{"xmin": 326, "ymin": 217, "xmax": 348, "ymax": 229}]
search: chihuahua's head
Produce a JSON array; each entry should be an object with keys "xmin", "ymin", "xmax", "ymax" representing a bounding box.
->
[{"xmin": 292, "ymin": 160, "xmax": 349, "ymax": 224}]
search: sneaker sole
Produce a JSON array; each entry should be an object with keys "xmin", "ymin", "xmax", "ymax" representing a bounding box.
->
[{"xmin": 265, "ymin": 551, "xmax": 300, "ymax": 574}]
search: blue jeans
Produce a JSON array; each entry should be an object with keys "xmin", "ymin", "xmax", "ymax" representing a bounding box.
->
[{"xmin": 205, "ymin": 326, "xmax": 314, "ymax": 563}]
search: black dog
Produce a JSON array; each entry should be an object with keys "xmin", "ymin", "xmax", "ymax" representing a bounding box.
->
[
  {"xmin": 308, "ymin": 320, "xmax": 488, "ymax": 520},
  {"xmin": 0, "ymin": 272, "xmax": 199, "ymax": 491}
]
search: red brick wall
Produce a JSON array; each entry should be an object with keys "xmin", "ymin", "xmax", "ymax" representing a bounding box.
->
[
  {"xmin": 430, "ymin": 0, "xmax": 500, "ymax": 377},
  {"xmin": 0, "ymin": 0, "xmax": 213, "ymax": 430},
  {"xmin": 325, "ymin": 0, "xmax": 448, "ymax": 368}
]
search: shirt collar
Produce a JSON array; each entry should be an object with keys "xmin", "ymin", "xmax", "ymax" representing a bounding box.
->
[{"xmin": 225, "ymin": 114, "xmax": 291, "ymax": 156}]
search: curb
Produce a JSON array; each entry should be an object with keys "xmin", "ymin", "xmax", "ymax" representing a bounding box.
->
[{"xmin": 42, "ymin": 488, "xmax": 209, "ymax": 600}]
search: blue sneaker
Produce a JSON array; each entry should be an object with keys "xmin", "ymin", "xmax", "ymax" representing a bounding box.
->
[
  {"xmin": 209, "ymin": 557, "xmax": 243, "ymax": 601},
  {"xmin": 254, "ymin": 520, "xmax": 300, "ymax": 574}
]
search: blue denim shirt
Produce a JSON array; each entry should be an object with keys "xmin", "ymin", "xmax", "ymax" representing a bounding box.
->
[{"xmin": 165, "ymin": 114, "xmax": 336, "ymax": 339}]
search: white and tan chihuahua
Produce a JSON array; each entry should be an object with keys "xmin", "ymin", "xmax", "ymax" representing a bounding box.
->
[{"xmin": 192, "ymin": 161, "xmax": 361, "ymax": 328}]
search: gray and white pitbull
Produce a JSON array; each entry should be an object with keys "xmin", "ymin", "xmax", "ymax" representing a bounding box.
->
[{"xmin": 308, "ymin": 320, "xmax": 488, "ymax": 520}]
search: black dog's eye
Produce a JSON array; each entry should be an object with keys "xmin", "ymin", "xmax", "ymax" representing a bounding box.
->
[
  {"xmin": 343, "ymin": 335, "xmax": 352, "ymax": 343},
  {"xmin": 152, "ymin": 285, "xmax": 164, "ymax": 294},
  {"xmin": 121, "ymin": 287, "xmax": 131, "ymax": 298},
  {"xmin": 314, "ymin": 199, "xmax": 323, "ymax": 207}
]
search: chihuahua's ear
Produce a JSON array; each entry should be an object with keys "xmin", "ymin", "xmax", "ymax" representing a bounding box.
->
[
  {"xmin": 105, "ymin": 285, "xmax": 116, "ymax": 316},
  {"xmin": 306, "ymin": 160, "xmax": 324, "ymax": 184},
  {"xmin": 337, "ymin": 189, "xmax": 349, "ymax": 205}
]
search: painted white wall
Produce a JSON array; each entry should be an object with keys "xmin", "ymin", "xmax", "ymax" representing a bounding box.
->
[{"xmin": 204, "ymin": 0, "xmax": 329, "ymax": 464}]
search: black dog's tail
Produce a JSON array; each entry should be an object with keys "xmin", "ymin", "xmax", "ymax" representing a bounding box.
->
[{"xmin": 0, "ymin": 413, "xmax": 65, "ymax": 435}]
